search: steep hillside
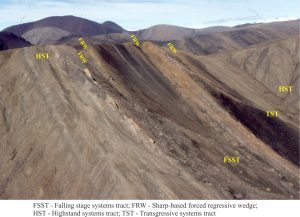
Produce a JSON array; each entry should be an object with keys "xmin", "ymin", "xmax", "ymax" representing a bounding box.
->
[{"xmin": 0, "ymin": 40, "xmax": 298, "ymax": 199}]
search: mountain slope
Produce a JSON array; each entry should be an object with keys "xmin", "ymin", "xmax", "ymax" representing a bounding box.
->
[
  {"xmin": 214, "ymin": 35, "xmax": 299, "ymax": 111},
  {"xmin": 171, "ymin": 20, "xmax": 299, "ymax": 55},
  {"xmin": 0, "ymin": 39, "xmax": 298, "ymax": 199}
]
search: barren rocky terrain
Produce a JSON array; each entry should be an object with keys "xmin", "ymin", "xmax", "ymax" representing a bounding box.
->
[{"xmin": 0, "ymin": 18, "xmax": 299, "ymax": 199}]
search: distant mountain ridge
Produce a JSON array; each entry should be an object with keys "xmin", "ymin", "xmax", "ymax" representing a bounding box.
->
[
  {"xmin": 3, "ymin": 15, "xmax": 125, "ymax": 36},
  {"xmin": 1, "ymin": 16, "xmax": 298, "ymax": 50},
  {"xmin": 2, "ymin": 16, "xmax": 125, "ymax": 45}
]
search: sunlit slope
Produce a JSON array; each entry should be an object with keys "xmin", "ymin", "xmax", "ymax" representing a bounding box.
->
[
  {"xmin": 0, "ymin": 45, "xmax": 215, "ymax": 199},
  {"xmin": 215, "ymin": 35, "xmax": 299, "ymax": 112}
]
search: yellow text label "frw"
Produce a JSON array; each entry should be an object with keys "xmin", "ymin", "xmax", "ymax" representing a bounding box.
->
[
  {"xmin": 167, "ymin": 42, "xmax": 177, "ymax": 54},
  {"xmin": 131, "ymin": 34, "xmax": 140, "ymax": 47}
]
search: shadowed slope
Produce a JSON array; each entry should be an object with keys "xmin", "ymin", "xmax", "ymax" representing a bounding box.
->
[{"xmin": 0, "ymin": 32, "xmax": 31, "ymax": 51}]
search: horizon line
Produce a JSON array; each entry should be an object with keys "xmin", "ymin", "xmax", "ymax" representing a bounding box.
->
[{"xmin": 1, "ymin": 15, "xmax": 299, "ymax": 32}]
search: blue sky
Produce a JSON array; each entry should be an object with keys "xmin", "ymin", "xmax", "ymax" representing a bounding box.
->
[{"xmin": 0, "ymin": 0, "xmax": 299, "ymax": 30}]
